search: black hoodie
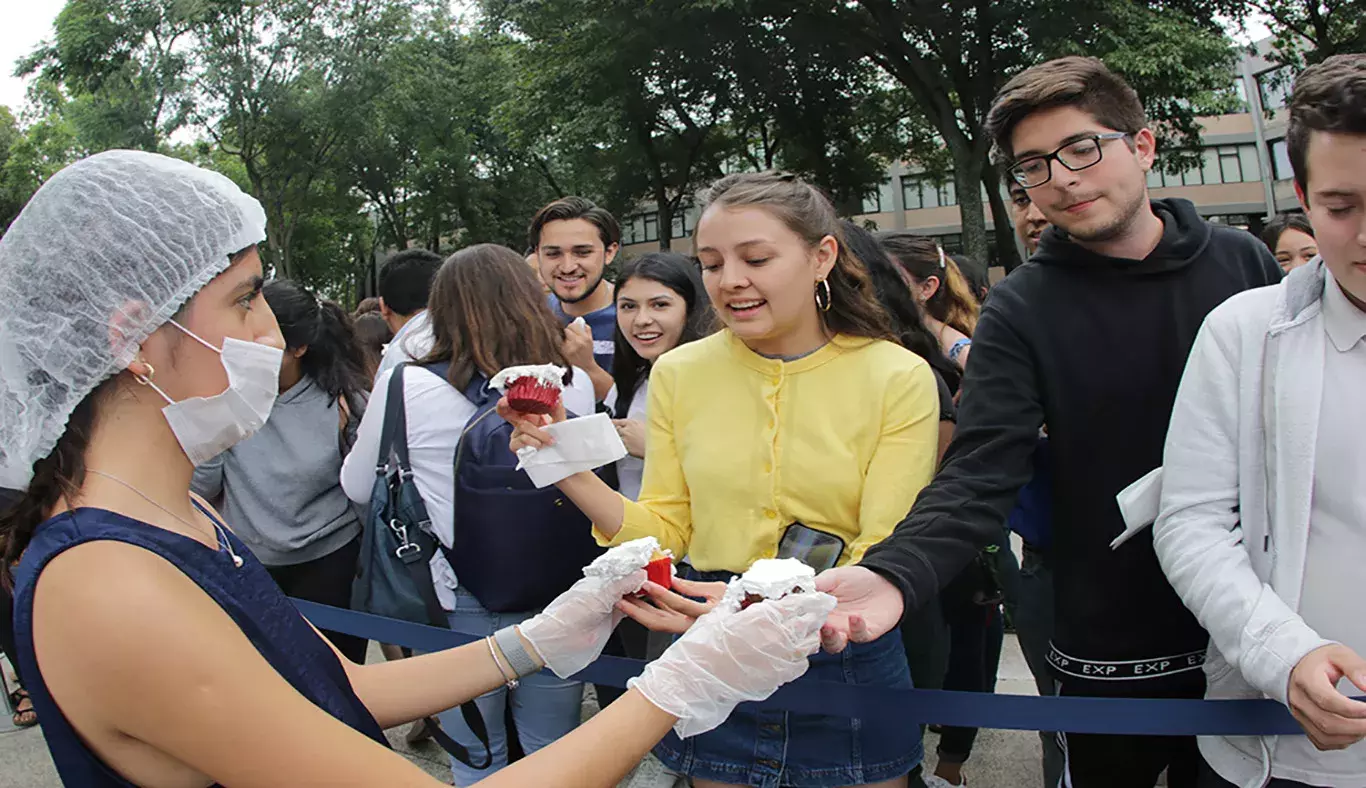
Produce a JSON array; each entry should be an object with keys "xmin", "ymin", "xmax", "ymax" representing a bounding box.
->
[{"xmin": 861, "ymin": 199, "xmax": 1281, "ymax": 689}]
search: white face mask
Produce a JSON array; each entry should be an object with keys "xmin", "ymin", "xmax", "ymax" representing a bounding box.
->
[{"xmin": 139, "ymin": 320, "xmax": 284, "ymax": 465}]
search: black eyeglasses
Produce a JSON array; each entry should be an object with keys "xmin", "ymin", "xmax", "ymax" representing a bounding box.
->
[{"xmin": 1007, "ymin": 132, "xmax": 1132, "ymax": 188}]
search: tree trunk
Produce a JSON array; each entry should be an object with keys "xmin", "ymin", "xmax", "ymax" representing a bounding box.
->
[
  {"xmin": 656, "ymin": 190, "xmax": 674, "ymax": 251},
  {"xmin": 950, "ymin": 142, "xmax": 990, "ymax": 269},
  {"xmin": 981, "ymin": 167, "xmax": 1023, "ymax": 271}
]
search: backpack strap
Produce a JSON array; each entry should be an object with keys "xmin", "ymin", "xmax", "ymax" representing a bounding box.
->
[{"xmin": 378, "ymin": 364, "xmax": 493, "ymax": 770}]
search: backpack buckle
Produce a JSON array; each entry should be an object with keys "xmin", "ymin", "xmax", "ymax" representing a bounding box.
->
[{"xmin": 395, "ymin": 542, "xmax": 422, "ymax": 559}]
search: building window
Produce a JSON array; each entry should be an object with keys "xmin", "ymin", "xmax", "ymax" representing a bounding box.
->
[
  {"xmin": 625, "ymin": 213, "xmax": 661, "ymax": 244},
  {"xmin": 861, "ymin": 187, "xmax": 882, "ymax": 214},
  {"xmin": 937, "ymin": 180, "xmax": 956, "ymax": 207},
  {"xmin": 922, "ymin": 179, "xmax": 941, "ymax": 209},
  {"xmin": 1218, "ymin": 146, "xmax": 1243, "ymax": 183},
  {"xmin": 937, "ymin": 233, "xmax": 964, "ymax": 256},
  {"xmin": 861, "ymin": 179, "xmax": 896, "ymax": 214},
  {"xmin": 1201, "ymin": 148, "xmax": 1222, "ymax": 185},
  {"xmin": 901, "ymin": 175, "xmax": 957, "ymax": 210},
  {"xmin": 1270, "ymin": 139, "xmax": 1292, "ymax": 181},
  {"xmin": 1181, "ymin": 158, "xmax": 1205, "ymax": 187},
  {"xmin": 670, "ymin": 205, "xmax": 694, "ymax": 239},
  {"xmin": 902, "ymin": 178, "xmax": 924, "ymax": 210},
  {"xmin": 1257, "ymin": 66, "xmax": 1293, "ymax": 112},
  {"xmin": 1238, "ymin": 144, "xmax": 1263, "ymax": 182}
]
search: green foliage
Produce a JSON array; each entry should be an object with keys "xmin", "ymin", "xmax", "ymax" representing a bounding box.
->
[
  {"xmin": 1237, "ymin": 1, "xmax": 1366, "ymax": 67},
  {"xmin": 2, "ymin": 0, "xmax": 1244, "ymax": 294}
]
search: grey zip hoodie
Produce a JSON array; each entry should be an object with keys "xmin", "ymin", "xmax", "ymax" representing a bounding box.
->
[{"xmin": 192, "ymin": 377, "xmax": 363, "ymax": 567}]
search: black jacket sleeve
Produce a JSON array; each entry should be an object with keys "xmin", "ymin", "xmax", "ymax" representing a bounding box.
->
[{"xmin": 859, "ymin": 285, "xmax": 1045, "ymax": 614}]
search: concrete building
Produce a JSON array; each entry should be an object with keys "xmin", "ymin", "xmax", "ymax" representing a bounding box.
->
[{"xmin": 619, "ymin": 41, "xmax": 1298, "ymax": 262}]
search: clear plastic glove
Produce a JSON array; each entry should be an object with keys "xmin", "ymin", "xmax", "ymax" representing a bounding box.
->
[
  {"xmin": 519, "ymin": 569, "xmax": 647, "ymax": 678},
  {"xmin": 630, "ymin": 590, "xmax": 837, "ymax": 738}
]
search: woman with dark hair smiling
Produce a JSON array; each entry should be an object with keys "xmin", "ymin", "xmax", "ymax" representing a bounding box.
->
[
  {"xmin": 1261, "ymin": 212, "xmax": 1319, "ymax": 273},
  {"xmin": 607, "ymin": 252, "xmax": 718, "ymax": 498}
]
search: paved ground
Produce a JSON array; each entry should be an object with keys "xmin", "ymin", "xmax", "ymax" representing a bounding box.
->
[{"xmin": 0, "ymin": 633, "xmax": 1045, "ymax": 788}]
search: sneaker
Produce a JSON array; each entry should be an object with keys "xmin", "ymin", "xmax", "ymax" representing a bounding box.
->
[{"xmin": 923, "ymin": 774, "xmax": 966, "ymax": 788}]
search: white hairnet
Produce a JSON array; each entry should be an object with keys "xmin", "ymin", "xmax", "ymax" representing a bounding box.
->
[{"xmin": 0, "ymin": 149, "xmax": 267, "ymax": 491}]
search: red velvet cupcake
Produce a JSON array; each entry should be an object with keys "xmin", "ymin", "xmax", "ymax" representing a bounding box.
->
[
  {"xmin": 646, "ymin": 553, "xmax": 674, "ymax": 591},
  {"xmin": 491, "ymin": 364, "xmax": 567, "ymax": 415}
]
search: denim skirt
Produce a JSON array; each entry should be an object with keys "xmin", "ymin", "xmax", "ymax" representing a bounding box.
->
[{"xmin": 653, "ymin": 567, "xmax": 922, "ymax": 787}]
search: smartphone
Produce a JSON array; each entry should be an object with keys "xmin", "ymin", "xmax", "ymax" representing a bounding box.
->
[{"xmin": 776, "ymin": 522, "xmax": 846, "ymax": 572}]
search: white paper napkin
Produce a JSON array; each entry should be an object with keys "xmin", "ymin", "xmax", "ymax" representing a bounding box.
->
[
  {"xmin": 1111, "ymin": 466, "xmax": 1164, "ymax": 549},
  {"xmin": 515, "ymin": 412, "xmax": 629, "ymax": 488}
]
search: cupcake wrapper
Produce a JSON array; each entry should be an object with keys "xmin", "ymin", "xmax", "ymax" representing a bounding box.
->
[
  {"xmin": 646, "ymin": 557, "xmax": 673, "ymax": 591},
  {"xmin": 507, "ymin": 378, "xmax": 562, "ymax": 415}
]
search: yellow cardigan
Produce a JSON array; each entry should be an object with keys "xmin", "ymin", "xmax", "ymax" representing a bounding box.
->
[{"xmin": 593, "ymin": 330, "xmax": 940, "ymax": 573}]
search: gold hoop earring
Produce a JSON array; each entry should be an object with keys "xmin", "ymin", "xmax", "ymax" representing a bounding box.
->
[
  {"xmin": 815, "ymin": 279, "xmax": 832, "ymax": 312},
  {"xmin": 135, "ymin": 362, "xmax": 155, "ymax": 383}
]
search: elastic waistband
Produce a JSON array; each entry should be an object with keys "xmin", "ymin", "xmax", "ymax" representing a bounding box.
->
[{"xmin": 1047, "ymin": 644, "xmax": 1206, "ymax": 681}]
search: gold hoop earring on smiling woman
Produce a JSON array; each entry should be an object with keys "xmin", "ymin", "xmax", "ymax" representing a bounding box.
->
[{"xmin": 815, "ymin": 278, "xmax": 832, "ymax": 312}]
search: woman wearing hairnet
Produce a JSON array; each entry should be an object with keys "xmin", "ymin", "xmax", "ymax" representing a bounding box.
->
[{"xmin": 0, "ymin": 150, "xmax": 834, "ymax": 787}]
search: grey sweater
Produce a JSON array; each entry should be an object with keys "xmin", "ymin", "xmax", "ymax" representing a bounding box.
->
[{"xmin": 192, "ymin": 377, "xmax": 363, "ymax": 567}]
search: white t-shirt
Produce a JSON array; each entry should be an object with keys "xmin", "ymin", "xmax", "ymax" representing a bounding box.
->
[
  {"xmin": 1277, "ymin": 274, "xmax": 1366, "ymax": 784},
  {"xmin": 341, "ymin": 364, "xmax": 596, "ymax": 610},
  {"xmin": 605, "ymin": 379, "xmax": 649, "ymax": 501}
]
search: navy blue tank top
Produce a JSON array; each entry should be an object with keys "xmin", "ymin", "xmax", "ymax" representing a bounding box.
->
[{"xmin": 12, "ymin": 506, "xmax": 387, "ymax": 786}]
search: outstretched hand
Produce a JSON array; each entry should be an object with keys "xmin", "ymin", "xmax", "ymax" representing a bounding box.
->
[
  {"xmin": 814, "ymin": 566, "xmax": 905, "ymax": 654},
  {"xmin": 616, "ymin": 577, "xmax": 728, "ymax": 634}
]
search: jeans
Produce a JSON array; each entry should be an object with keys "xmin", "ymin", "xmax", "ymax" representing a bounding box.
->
[
  {"xmin": 437, "ymin": 588, "xmax": 583, "ymax": 787},
  {"xmin": 1000, "ymin": 541, "xmax": 1064, "ymax": 788}
]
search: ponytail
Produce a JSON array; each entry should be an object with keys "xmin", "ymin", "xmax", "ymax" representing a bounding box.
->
[
  {"xmin": 938, "ymin": 256, "xmax": 980, "ymax": 337},
  {"xmin": 878, "ymin": 231, "xmax": 981, "ymax": 338},
  {"xmin": 262, "ymin": 280, "xmax": 369, "ymax": 406},
  {"xmin": 0, "ymin": 384, "xmax": 106, "ymax": 589}
]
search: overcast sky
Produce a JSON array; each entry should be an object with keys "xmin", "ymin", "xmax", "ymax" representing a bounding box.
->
[
  {"xmin": 1, "ymin": 1, "xmax": 1272, "ymax": 119},
  {"xmin": 0, "ymin": 0, "xmax": 64, "ymax": 114}
]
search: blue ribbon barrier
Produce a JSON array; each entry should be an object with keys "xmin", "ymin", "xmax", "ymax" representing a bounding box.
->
[{"xmin": 294, "ymin": 599, "xmax": 1310, "ymax": 738}]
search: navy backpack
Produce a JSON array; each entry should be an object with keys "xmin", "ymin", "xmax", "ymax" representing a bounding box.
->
[{"xmin": 423, "ymin": 362, "xmax": 606, "ymax": 614}]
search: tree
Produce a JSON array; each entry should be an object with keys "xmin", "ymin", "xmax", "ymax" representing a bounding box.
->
[
  {"xmin": 485, "ymin": 0, "xmax": 748, "ymax": 251},
  {"xmin": 17, "ymin": 0, "xmax": 203, "ymax": 151},
  {"xmin": 716, "ymin": 13, "xmax": 916, "ymax": 211},
  {"xmin": 192, "ymin": 0, "xmax": 417, "ymax": 278},
  {"xmin": 723, "ymin": 0, "xmax": 1239, "ymax": 269},
  {"xmin": 1242, "ymin": 0, "xmax": 1366, "ymax": 65}
]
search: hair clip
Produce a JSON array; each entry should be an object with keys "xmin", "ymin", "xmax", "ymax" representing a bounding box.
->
[{"xmin": 937, "ymin": 246, "xmax": 947, "ymax": 270}]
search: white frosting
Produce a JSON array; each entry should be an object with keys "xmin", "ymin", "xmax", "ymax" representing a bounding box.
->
[
  {"xmin": 584, "ymin": 536, "xmax": 660, "ymax": 582},
  {"xmin": 490, "ymin": 364, "xmax": 567, "ymax": 392},
  {"xmin": 735, "ymin": 558, "xmax": 817, "ymax": 599}
]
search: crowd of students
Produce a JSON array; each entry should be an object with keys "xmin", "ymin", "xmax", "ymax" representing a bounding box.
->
[{"xmin": 0, "ymin": 48, "xmax": 1364, "ymax": 788}]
